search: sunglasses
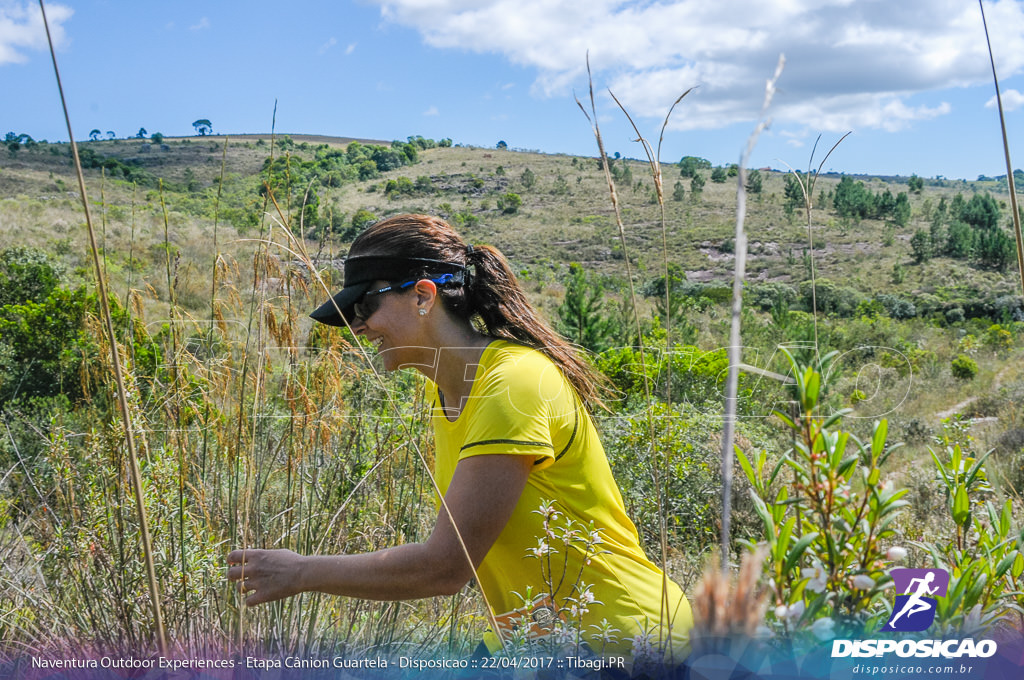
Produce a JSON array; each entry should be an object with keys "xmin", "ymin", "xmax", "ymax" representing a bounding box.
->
[{"xmin": 352, "ymin": 273, "xmax": 456, "ymax": 322}]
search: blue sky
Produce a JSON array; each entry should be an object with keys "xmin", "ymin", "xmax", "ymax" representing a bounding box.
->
[{"xmin": 4, "ymin": 0, "xmax": 1024, "ymax": 180}]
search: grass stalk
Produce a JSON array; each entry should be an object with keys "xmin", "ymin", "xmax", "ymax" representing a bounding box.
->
[
  {"xmin": 979, "ymin": 0, "xmax": 1024, "ymax": 296},
  {"xmin": 576, "ymin": 53, "xmax": 696, "ymax": 658},
  {"xmin": 605, "ymin": 86, "xmax": 694, "ymax": 657},
  {"xmin": 202, "ymin": 136, "xmax": 230, "ymax": 477},
  {"xmin": 231, "ymin": 102, "xmax": 279, "ymax": 651},
  {"xmin": 720, "ymin": 55, "xmax": 785, "ymax": 568},
  {"xmin": 158, "ymin": 180, "xmax": 191, "ymax": 628},
  {"xmin": 781, "ymin": 132, "xmax": 850, "ymax": 352},
  {"xmin": 38, "ymin": 0, "xmax": 167, "ymax": 655},
  {"xmin": 574, "ymin": 60, "xmax": 652, "ymax": 412}
]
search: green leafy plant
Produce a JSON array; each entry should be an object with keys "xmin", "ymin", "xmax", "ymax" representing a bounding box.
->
[
  {"xmin": 918, "ymin": 421, "xmax": 1024, "ymax": 633},
  {"xmin": 738, "ymin": 348, "xmax": 909, "ymax": 638}
]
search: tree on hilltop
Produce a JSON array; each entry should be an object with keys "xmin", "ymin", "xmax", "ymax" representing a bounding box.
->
[
  {"xmin": 678, "ymin": 155, "xmax": 711, "ymax": 178},
  {"xmin": 193, "ymin": 119, "xmax": 213, "ymax": 136},
  {"xmin": 137, "ymin": 127, "xmax": 147, "ymax": 139},
  {"xmin": 89, "ymin": 129, "xmax": 101, "ymax": 141}
]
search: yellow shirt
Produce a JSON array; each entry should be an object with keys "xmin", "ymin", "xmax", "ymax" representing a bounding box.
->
[{"xmin": 427, "ymin": 340, "xmax": 691, "ymax": 656}]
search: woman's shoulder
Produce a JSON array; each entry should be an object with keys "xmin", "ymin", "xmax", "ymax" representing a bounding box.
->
[
  {"xmin": 482, "ymin": 340, "xmax": 560, "ymax": 377},
  {"xmin": 479, "ymin": 340, "xmax": 576, "ymax": 404}
]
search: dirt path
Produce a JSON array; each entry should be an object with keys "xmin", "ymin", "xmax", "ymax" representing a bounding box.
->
[
  {"xmin": 935, "ymin": 370, "xmax": 1003, "ymax": 420},
  {"xmin": 936, "ymin": 395, "xmax": 978, "ymax": 420}
]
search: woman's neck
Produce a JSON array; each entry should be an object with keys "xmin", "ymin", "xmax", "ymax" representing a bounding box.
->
[{"xmin": 419, "ymin": 323, "xmax": 492, "ymax": 419}]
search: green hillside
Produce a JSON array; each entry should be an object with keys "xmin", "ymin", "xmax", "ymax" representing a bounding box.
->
[{"xmin": 0, "ymin": 132, "xmax": 1022, "ymax": 655}]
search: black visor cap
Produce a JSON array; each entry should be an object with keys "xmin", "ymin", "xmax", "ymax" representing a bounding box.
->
[{"xmin": 309, "ymin": 255, "xmax": 465, "ymax": 327}]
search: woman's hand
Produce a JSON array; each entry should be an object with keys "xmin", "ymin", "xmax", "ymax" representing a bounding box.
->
[{"xmin": 226, "ymin": 548, "xmax": 306, "ymax": 606}]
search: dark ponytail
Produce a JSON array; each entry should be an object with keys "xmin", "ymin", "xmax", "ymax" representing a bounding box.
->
[{"xmin": 351, "ymin": 214, "xmax": 608, "ymax": 411}]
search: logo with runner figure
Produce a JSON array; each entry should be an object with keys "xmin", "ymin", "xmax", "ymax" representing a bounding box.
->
[{"xmin": 882, "ymin": 568, "xmax": 950, "ymax": 632}]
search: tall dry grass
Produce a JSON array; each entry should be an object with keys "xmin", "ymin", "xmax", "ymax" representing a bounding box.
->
[{"xmin": 0, "ymin": 22, "xmax": 485, "ymax": 656}]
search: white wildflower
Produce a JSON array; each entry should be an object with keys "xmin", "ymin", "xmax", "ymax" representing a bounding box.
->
[
  {"xmin": 852, "ymin": 575, "xmax": 875, "ymax": 590},
  {"xmin": 775, "ymin": 600, "xmax": 805, "ymax": 620},
  {"xmin": 802, "ymin": 565, "xmax": 827, "ymax": 593},
  {"xmin": 552, "ymin": 623, "xmax": 576, "ymax": 645},
  {"xmin": 886, "ymin": 546, "xmax": 907, "ymax": 561}
]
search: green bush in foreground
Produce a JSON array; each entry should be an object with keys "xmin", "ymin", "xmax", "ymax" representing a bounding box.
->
[
  {"xmin": 740, "ymin": 349, "xmax": 907, "ymax": 639},
  {"xmin": 738, "ymin": 350, "xmax": 1023, "ymax": 643}
]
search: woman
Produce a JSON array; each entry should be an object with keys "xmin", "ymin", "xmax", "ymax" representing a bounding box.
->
[{"xmin": 227, "ymin": 214, "xmax": 691, "ymax": 657}]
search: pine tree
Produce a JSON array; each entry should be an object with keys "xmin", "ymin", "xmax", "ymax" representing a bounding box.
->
[{"xmin": 557, "ymin": 263, "xmax": 613, "ymax": 352}]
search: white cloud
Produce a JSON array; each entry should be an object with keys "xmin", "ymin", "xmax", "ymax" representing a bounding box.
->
[
  {"xmin": 780, "ymin": 130, "xmax": 806, "ymax": 148},
  {"xmin": 0, "ymin": 1, "xmax": 72, "ymax": 66},
  {"xmin": 190, "ymin": 17, "xmax": 210, "ymax": 31},
  {"xmin": 318, "ymin": 37, "xmax": 337, "ymax": 55},
  {"xmin": 986, "ymin": 89, "xmax": 1024, "ymax": 112},
  {"xmin": 423, "ymin": 105, "xmax": 439, "ymax": 116},
  {"xmin": 371, "ymin": 0, "xmax": 1024, "ymax": 131},
  {"xmin": 345, "ymin": 42, "xmax": 356, "ymax": 55}
]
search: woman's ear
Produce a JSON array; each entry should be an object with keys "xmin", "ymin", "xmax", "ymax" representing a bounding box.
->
[{"xmin": 412, "ymin": 279, "xmax": 438, "ymax": 313}]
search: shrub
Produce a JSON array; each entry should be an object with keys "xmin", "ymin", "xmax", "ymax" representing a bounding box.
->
[
  {"xmin": 602, "ymin": 405, "xmax": 722, "ymax": 551},
  {"xmin": 981, "ymin": 324, "xmax": 1013, "ymax": 352},
  {"xmin": 874, "ymin": 294, "xmax": 917, "ymax": 320},
  {"xmin": 0, "ymin": 285, "xmax": 96, "ymax": 404},
  {"xmin": 497, "ymin": 192, "xmax": 522, "ymax": 214},
  {"xmin": 739, "ymin": 349, "xmax": 910, "ymax": 637},
  {"xmin": 672, "ymin": 181, "xmax": 685, "ymax": 202},
  {"xmin": 0, "ymin": 247, "xmax": 62, "ymax": 307},
  {"xmin": 993, "ymin": 295, "xmax": 1024, "ymax": 322},
  {"xmin": 798, "ymin": 278, "xmax": 862, "ymax": 317},
  {"xmin": 749, "ymin": 282, "xmax": 798, "ymax": 312},
  {"xmin": 924, "ymin": 425, "xmax": 1023, "ymax": 631},
  {"xmin": 950, "ymin": 354, "xmax": 978, "ymax": 381},
  {"xmin": 342, "ymin": 209, "xmax": 377, "ymax": 240}
]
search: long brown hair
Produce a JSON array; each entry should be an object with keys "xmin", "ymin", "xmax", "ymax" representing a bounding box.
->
[{"xmin": 350, "ymin": 214, "xmax": 607, "ymax": 411}]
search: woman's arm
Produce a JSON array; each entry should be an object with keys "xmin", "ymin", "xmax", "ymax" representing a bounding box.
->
[{"xmin": 226, "ymin": 454, "xmax": 533, "ymax": 605}]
